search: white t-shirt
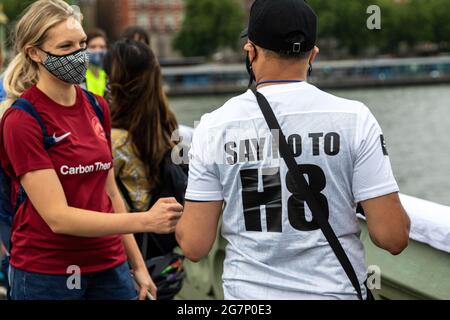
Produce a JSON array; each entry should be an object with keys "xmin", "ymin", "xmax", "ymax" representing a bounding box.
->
[{"xmin": 185, "ymin": 82, "xmax": 399, "ymax": 300}]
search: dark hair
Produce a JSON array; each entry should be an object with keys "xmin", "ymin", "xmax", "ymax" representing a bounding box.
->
[
  {"xmin": 121, "ymin": 26, "xmax": 150, "ymax": 46},
  {"xmin": 261, "ymin": 48, "xmax": 312, "ymax": 61},
  {"xmin": 104, "ymin": 40, "xmax": 178, "ymax": 191},
  {"xmin": 86, "ymin": 28, "xmax": 108, "ymax": 46}
]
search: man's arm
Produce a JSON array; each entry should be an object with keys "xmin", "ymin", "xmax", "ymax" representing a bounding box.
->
[
  {"xmin": 176, "ymin": 200, "xmax": 223, "ymax": 262},
  {"xmin": 361, "ymin": 192, "xmax": 410, "ymax": 255},
  {"xmin": 353, "ymin": 107, "xmax": 410, "ymax": 255}
]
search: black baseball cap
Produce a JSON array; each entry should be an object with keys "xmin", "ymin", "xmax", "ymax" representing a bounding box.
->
[{"xmin": 241, "ymin": 0, "xmax": 317, "ymax": 55}]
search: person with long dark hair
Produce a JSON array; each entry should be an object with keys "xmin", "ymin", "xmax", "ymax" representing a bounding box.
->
[
  {"xmin": 105, "ymin": 39, "xmax": 178, "ymax": 211},
  {"xmin": 121, "ymin": 26, "xmax": 150, "ymax": 46},
  {"xmin": 104, "ymin": 40, "xmax": 184, "ymax": 264}
]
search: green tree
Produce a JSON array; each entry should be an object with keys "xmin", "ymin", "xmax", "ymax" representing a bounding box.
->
[
  {"xmin": 311, "ymin": 0, "xmax": 374, "ymax": 55},
  {"xmin": 308, "ymin": 0, "xmax": 449, "ymax": 56},
  {"xmin": 426, "ymin": 0, "xmax": 450, "ymax": 45},
  {"xmin": 1, "ymin": 0, "xmax": 36, "ymax": 23},
  {"xmin": 173, "ymin": 0, "xmax": 245, "ymax": 57},
  {"xmin": 2, "ymin": 0, "xmax": 77, "ymax": 24}
]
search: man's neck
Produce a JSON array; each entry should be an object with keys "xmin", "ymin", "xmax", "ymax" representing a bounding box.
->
[{"xmin": 255, "ymin": 65, "xmax": 308, "ymax": 89}]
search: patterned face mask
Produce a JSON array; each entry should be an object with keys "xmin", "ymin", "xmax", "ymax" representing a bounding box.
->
[{"xmin": 40, "ymin": 48, "xmax": 89, "ymax": 84}]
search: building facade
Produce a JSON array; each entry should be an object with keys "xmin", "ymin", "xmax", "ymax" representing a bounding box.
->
[
  {"xmin": 130, "ymin": 0, "xmax": 184, "ymax": 58},
  {"xmin": 83, "ymin": 0, "xmax": 252, "ymax": 59},
  {"xmin": 94, "ymin": 0, "xmax": 184, "ymax": 58}
]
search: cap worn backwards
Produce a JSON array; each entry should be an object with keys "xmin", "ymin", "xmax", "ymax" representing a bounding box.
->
[{"xmin": 243, "ymin": 0, "xmax": 317, "ymax": 55}]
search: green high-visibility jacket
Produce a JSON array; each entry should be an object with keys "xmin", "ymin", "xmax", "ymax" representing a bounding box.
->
[{"xmin": 86, "ymin": 67, "xmax": 107, "ymax": 97}]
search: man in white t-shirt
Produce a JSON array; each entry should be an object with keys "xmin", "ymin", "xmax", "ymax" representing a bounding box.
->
[{"xmin": 176, "ymin": 0, "xmax": 410, "ymax": 300}]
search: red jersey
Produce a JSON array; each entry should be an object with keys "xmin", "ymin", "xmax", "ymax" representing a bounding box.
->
[{"xmin": 0, "ymin": 85, "xmax": 127, "ymax": 275}]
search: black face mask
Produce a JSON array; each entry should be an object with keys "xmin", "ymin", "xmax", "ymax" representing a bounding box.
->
[{"xmin": 246, "ymin": 44, "xmax": 257, "ymax": 88}]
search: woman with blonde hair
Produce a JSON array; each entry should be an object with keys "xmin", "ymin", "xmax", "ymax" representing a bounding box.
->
[{"xmin": 0, "ymin": 0, "xmax": 183, "ymax": 300}]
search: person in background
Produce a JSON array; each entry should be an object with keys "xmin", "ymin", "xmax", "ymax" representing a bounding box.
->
[
  {"xmin": 0, "ymin": 0, "xmax": 183, "ymax": 300},
  {"xmin": 121, "ymin": 26, "xmax": 150, "ymax": 46},
  {"xmin": 84, "ymin": 29, "xmax": 108, "ymax": 97},
  {"xmin": 104, "ymin": 39, "xmax": 181, "ymax": 257}
]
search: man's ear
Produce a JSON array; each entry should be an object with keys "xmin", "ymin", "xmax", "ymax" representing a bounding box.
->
[
  {"xmin": 309, "ymin": 46, "xmax": 319, "ymax": 65},
  {"xmin": 26, "ymin": 46, "xmax": 45, "ymax": 64},
  {"xmin": 244, "ymin": 41, "xmax": 256, "ymax": 62}
]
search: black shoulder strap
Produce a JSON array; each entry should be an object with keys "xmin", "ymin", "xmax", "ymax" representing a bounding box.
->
[
  {"xmin": 251, "ymin": 87, "xmax": 364, "ymax": 300},
  {"xmin": 12, "ymin": 90, "xmax": 109, "ymax": 148},
  {"xmin": 82, "ymin": 89, "xmax": 110, "ymax": 139},
  {"xmin": 11, "ymin": 99, "xmax": 55, "ymax": 150},
  {"xmin": 5, "ymin": 98, "xmax": 55, "ymax": 254}
]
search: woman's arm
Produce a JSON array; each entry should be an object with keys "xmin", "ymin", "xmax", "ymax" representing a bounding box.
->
[
  {"xmin": 20, "ymin": 169, "xmax": 183, "ymax": 238},
  {"xmin": 105, "ymin": 169, "xmax": 146, "ymax": 268},
  {"xmin": 105, "ymin": 169, "xmax": 157, "ymax": 299}
]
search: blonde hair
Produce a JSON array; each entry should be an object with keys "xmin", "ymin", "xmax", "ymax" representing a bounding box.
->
[{"xmin": 3, "ymin": 0, "xmax": 82, "ymax": 107}]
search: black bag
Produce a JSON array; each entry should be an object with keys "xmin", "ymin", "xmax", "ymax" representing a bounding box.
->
[
  {"xmin": 116, "ymin": 149, "xmax": 188, "ymax": 300},
  {"xmin": 116, "ymin": 150, "xmax": 188, "ymax": 258},
  {"xmin": 251, "ymin": 87, "xmax": 370, "ymax": 300}
]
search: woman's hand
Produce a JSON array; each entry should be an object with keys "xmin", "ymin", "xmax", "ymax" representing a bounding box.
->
[
  {"xmin": 143, "ymin": 198, "xmax": 183, "ymax": 234},
  {"xmin": 133, "ymin": 266, "xmax": 157, "ymax": 300}
]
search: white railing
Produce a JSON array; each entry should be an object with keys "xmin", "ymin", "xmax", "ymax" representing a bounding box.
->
[{"xmin": 398, "ymin": 194, "xmax": 450, "ymax": 253}]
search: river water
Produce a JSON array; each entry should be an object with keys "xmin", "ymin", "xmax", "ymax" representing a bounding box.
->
[{"xmin": 171, "ymin": 84, "xmax": 450, "ymax": 206}]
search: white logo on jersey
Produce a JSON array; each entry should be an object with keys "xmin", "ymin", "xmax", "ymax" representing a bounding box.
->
[{"xmin": 53, "ymin": 132, "xmax": 71, "ymax": 144}]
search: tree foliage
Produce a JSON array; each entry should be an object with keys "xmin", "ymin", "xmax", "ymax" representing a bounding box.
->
[
  {"xmin": 2, "ymin": 0, "xmax": 77, "ymax": 25},
  {"xmin": 309, "ymin": 0, "xmax": 450, "ymax": 56},
  {"xmin": 1, "ymin": 0, "xmax": 36, "ymax": 23},
  {"xmin": 174, "ymin": 0, "xmax": 450, "ymax": 57},
  {"xmin": 5, "ymin": 0, "xmax": 448, "ymax": 58},
  {"xmin": 173, "ymin": 0, "xmax": 245, "ymax": 57}
]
